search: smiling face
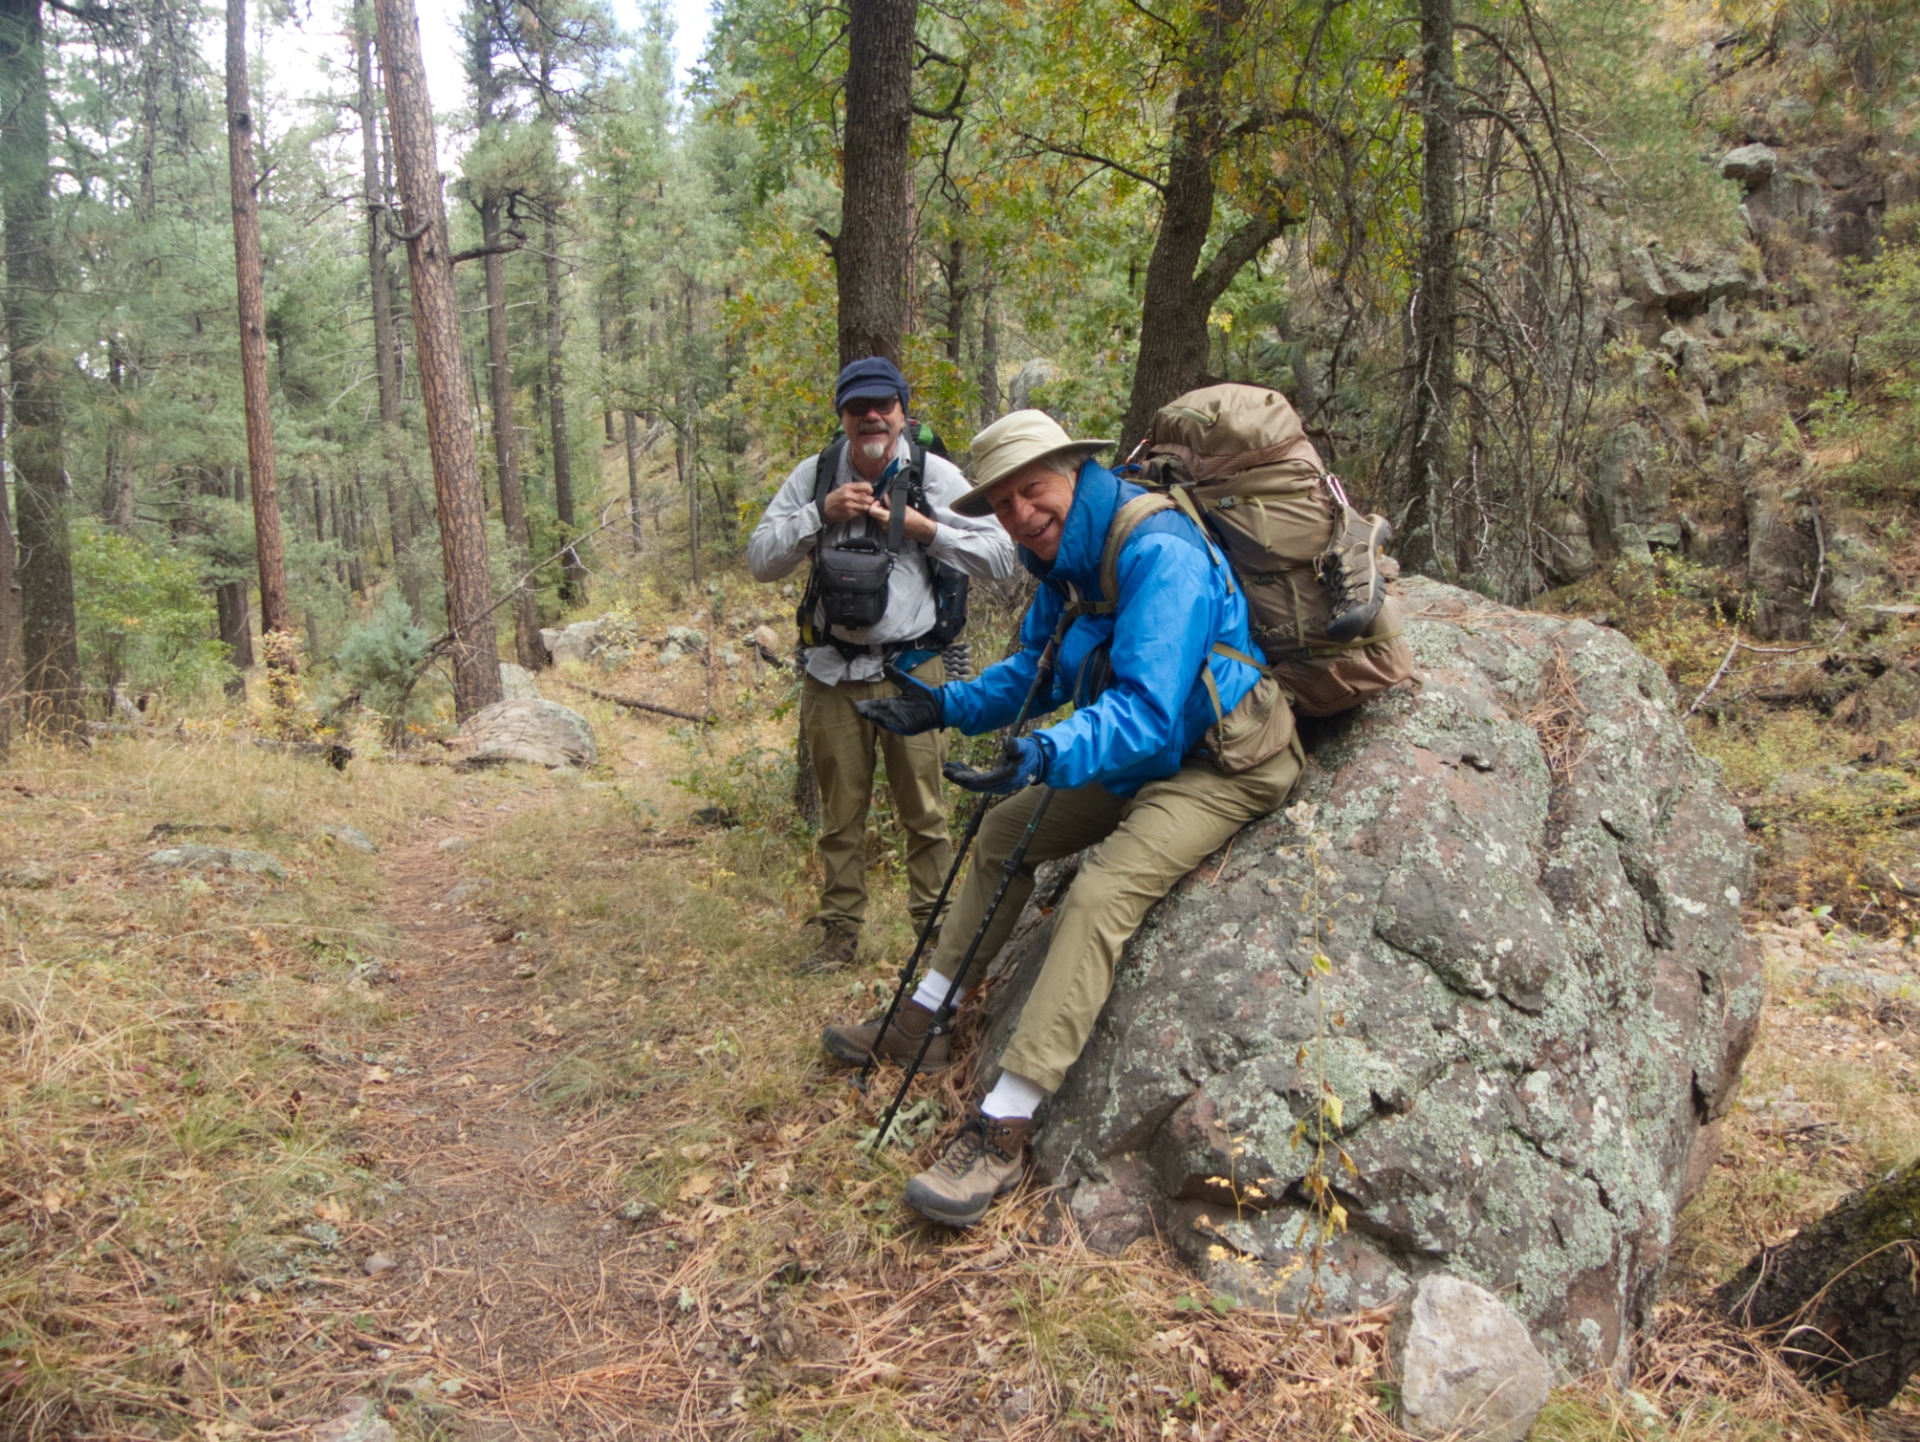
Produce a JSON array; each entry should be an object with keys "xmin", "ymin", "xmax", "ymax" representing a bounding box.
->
[
  {"xmin": 985, "ymin": 458, "xmax": 1078, "ymax": 563},
  {"xmin": 839, "ymin": 394, "xmax": 907, "ymax": 478}
]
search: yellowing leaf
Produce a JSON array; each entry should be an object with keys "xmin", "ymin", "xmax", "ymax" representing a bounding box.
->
[
  {"xmin": 1329, "ymin": 1202, "xmax": 1349, "ymax": 1233},
  {"xmin": 1312, "ymin": 952, "xmax": 1333, "ymax": 975},
  {"xmin": 1323, "ymin": 1092, "xmax": 1344, "ymax": 1130},
  {"xmin": 313, "ymin": 1197, "xmax": 350, "ymax": 1225}
]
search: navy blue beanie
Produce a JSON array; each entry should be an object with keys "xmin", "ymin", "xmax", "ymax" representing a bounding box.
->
[{"xmin": 835, "ymin": 356, "xmax": 909, "ymax": 413}]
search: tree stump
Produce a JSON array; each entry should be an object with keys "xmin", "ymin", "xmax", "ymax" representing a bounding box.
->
[{"xmin": 1716, "ymin": 1158, "xmax": 1920, "ymax": 1407}]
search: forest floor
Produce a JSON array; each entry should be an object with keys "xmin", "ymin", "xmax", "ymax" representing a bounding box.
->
[{"xmin": 9, "ymin": 615, "xmax": 1920, "ymax": 1441}]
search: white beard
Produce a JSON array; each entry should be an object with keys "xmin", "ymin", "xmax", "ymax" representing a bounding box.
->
[{"xmin": 852, "ymin": 432, "xmax": 893, "ymax": 468}]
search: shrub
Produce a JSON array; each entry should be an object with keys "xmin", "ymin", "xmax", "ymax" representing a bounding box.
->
[
  {"xmin": 71, "ymin": 519, "xmax": 232, "ymax": 705},
  {"xmin": 326, "ymin": 590, "xmax": 434, "ymax": 730}
]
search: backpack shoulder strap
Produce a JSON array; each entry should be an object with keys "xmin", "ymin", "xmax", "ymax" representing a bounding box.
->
[
  {"xmin": 812, "ymin": 438, "xmax": 848, "ymax": 524},
  {"xmin": 1096, "ymin": 492, "xmax": 1178, "ymax": 612}
]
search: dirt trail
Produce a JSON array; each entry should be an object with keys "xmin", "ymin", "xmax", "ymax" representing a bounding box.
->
[{"xmin": 340, "ymin": 803, "xmax": 680, "ymax": 1436}]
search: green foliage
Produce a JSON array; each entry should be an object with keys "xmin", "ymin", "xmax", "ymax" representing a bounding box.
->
[
  {"xmin": 325, "ymin": 591, "xmax": 434, "ymax": 729},
  {"xmin": 69, "ymin": 520, "xmax": 232, "ymax": 703},
  {"xmin": 1817, "ymin": 243, "xmax": 1920, "ymax": 503}
]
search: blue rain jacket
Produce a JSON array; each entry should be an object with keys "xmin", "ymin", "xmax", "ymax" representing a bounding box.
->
[{"xmin": 941, "ymin": 459, "xmax": 1260, "ymax": 796}]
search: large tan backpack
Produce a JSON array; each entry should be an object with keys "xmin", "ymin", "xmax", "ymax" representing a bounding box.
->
[{"xmin": 1124, "ymin": 383, "xmax": 1416, "ymax": 718}]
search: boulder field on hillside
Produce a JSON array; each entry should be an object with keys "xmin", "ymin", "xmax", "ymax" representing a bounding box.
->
[{"xmin": 974, "ymin": 577, "xmax": 1761, "ymax": 1377}]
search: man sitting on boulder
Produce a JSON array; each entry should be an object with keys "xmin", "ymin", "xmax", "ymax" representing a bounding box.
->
[{"xmin": 824, "ymin": 409, "xmax": 1302, "ymax": 1228}]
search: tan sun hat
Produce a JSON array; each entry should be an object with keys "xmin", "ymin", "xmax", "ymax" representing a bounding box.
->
[{"xmin": 953, "ymin": 409, "xmax": 1115, "ymax": 518}]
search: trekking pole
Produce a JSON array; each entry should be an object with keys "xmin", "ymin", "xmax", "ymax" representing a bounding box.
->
[
  {"xmin": 866, "ymin": 781, "xmax": 1058, "ymax": 1152},
  {"xmin": 851, "ymin": 628, "xmax": 1066, "ymax": 1096}
]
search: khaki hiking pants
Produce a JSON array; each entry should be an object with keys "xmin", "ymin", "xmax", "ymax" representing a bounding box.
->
[
  {"xmin": 802, "ymin": 657, "xmax": 951, "ymax": 931},
  {"xmin": 926, "ymin": 741, "xmax": 1303, "ymax": 1093}
]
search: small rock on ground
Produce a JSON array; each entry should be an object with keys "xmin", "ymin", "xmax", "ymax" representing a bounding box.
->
[
  {"xmin": 362, "ymin": 1252, "xmax": 396, "ymax": 1276},
  {"xmin": 143, "ymin": 845, "xmax": 286, "ymax": 881},
  {"xmin": 1390, "ymin": 1274, "xmax": 1551, "ymax": 1442},
  {"xmin": 0, "ymin": 863, "xmax": 53, "ymax": 889},
  {"xmin": 324, "ymin": 824, "xmax": 379, "ymax": 854},
  {"xmin": 314, "ymin": 1396, "xmax": 396, "ymax": 1442},
  {"xmin": 437, "ymin": 837, "xmax": 471, "ymax": 855}
]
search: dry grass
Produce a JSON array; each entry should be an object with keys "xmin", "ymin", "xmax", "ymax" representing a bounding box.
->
[{"xmin": 7, "ymin": 564, "xmax": 1920, "ymax": 1439}]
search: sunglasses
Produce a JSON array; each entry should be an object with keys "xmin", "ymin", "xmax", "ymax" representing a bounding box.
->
[{"xmin": 840, "ymin": 395, "xmax": 900, "ymax": 418}]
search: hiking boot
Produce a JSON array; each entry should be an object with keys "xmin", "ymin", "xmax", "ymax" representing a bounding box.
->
[
  {"xmin": 903, "ymin": 1112, "xmax": 1034, "ymax": 1228},
  {"xmin": 820, "ymin": 998, "xmax": 952, "ymax": 1072},
  {"xmin": 797, "ymin": 923, "xmax": 859, "ymax": 975},
  {"xmin": 1319, "ymin": 506, "xmax": 1393, "ymax": 644}
]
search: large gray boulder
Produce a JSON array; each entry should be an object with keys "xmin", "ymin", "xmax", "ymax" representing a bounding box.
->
[
  {"xmin": 979, "ymin": 577, "xmax": 1760, "ymax": 1377},
  {"xmin": 451, "ymin": 698, "xmax": 596, "ymax": 770}
]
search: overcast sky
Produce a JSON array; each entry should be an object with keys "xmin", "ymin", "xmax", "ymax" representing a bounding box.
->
[{"xmin": 261, "ymin": 0, "xmax": 712, "ymax": 163}]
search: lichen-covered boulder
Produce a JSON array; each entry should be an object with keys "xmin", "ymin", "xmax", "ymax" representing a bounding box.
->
[
  {"xmin": 451, "ymin": 699, "xmax": 596, "ymax": 770},
  {"xmin": 977, "ymin": 577, "xmax": 1761, "ymax": 1377}
]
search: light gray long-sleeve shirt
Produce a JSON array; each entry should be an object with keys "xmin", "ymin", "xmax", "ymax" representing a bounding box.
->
[{"xmin": 747, "ymin": 432, "xmax": 1017, "ymax": 685}]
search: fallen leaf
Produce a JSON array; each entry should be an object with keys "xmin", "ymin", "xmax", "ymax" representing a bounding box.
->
[
  {"xmin": 363, "ymin": 1065, "xmax": 392, "ymax": 1084},
  {"xmin": 40, "ymin": 1187, "xmax": 65, "ymax": 1214},
  {"xmin": 679, "ymin": 1142, "xmax": 714, "ymax": 1162},
  {"xmin": 313, "ymin": 1197, "xmax": 350, "ymax": 1225},
  {"xmin": 676, "ymin": 1171, "xmax": 719, "ymax": 1201}
]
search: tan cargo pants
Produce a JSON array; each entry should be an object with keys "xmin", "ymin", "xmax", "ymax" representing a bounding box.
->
[
  {"xmin": 927, "ymin": 741, "xmax": 1303, "ymax": 1093},
  {"xmin": 802, "ymin": 657, "xmax": 951, "ymax": 931}
]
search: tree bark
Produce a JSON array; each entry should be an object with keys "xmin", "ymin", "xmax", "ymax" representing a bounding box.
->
[
  {"xmin": 1403, "ymin": 0, "xmax": 1460, "ymax": 578},
  {"xmin": 0, "ymin": 381, "xmax": 18, "ymax": 750},
  {"xmin": 373, "ymin": 0, "xmax": 502, "ymax": 719},
  {"xmin": 623, "ymin": 409, "xmax": 643, "ymax": 552},
  {"xmin": 1718, "ymin": 1158, "xmax": 1920, "ymax": 1408},
  {"xmin": 0, "ymin": 0, "xmax": 80, "ymax": 732},
  {"xmin": 1118, "ymin": 0, "xmax": 1288, "ymax": 448},
  {"xmin": 544, "ymin": 209, "xmax": 585, "ymax": 602},
  {"xmin": 226, "ymin": 0, "xmax": 294, "ymax": 660},
  {"xmin": 470, "ymin": 28, "xmax": 540, "ymax": 668},
  {"xmin": 837, "ymin": 0, "xmax": 917, "ymax": 368},
  {"xmin": 352, "ymin": 0, "xmax": 412, "ymax": 578},
  {"xmin": 978, "ymin": 272, "xmax": 999, "ymax": 427}
]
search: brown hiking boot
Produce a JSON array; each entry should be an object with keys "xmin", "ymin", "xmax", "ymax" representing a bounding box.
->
[
  {"xmin": 820, "ymin": 998, "xmax": 951, "ymax": 1072},
  {"xmin": 798, "ymin": 923, "xmax": 859, "ymax": 975},
  {"xmin": 904, "ymin": 1113, "xmax": 1034, "ymax": 1228},
  {"xmin": 1319, "ymin": 506, "xmax": 1392, "ymax": 644}
]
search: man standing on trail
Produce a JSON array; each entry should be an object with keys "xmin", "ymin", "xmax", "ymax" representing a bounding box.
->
[
  {"xmin": 821, "ymin": 410, "xmax": 1302, "ymax": 1228},
  {"xmin": 748, "ymin": 358, "xmax": 1017, "ymax": 975}
]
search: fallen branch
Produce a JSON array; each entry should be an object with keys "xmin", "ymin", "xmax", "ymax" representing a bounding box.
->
[
  {"xmin": 563, "ymin": 682, "xmax": 713, "ymax": 726},
  {"xmin": 1686, "ymin": 635, "xmax": 1742, "ymax": 718}
]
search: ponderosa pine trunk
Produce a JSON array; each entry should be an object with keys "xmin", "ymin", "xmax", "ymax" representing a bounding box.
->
[
  {"xmin": 226, "ymin": 0, "xmax": 293, "ymax": 660},
  {"xmin": 353, "ymin": 2, "xmax": 409, "ymax": 562},
  {"xmin": 544, "ymin": 210, "xmax": 585, "ymax": 603},
  {"xmin": 0, "ymin": 0, "xmax": 80, "ymax": 732},
  {"xmin": 373, "ymin": 0, "xmax": 502, "ymax": 718},
  {"xmin": 1718, "ymin": 1158, "xmax": 1920, "ymax": 1408},
  {"xmin": 837, "ymin": 0, "xmax": 915, "ymax": 368},
  {"xmin": 484, "ymin": 201, "xmax": 540, "ymax": 666},
  {"xmin": 1118, "ymin": 0, "xmax": 1289, "ymax": 448},
  {"xmin": 1403, "ymin": 0, "xmax": 1460, "ymax": 578},
  {"xmin": 623, "ymin": 409, "xmax": 643, "ymax": 552},
  {"xmin": 469, "ymin": 20, "xmax": 539, "ymax": 667},
  {"xmin": 0, "ymin": 382, "xmax": 18, "ymax": 750}
]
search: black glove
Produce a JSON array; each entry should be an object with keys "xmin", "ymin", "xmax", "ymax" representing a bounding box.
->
[
  {"xmin": 943, "ymin": 736, "xmax": 1047, "ymax": 794},
  {"xmin": 852, "ymin": 663, "xmax": 946, "ymax": 736}
]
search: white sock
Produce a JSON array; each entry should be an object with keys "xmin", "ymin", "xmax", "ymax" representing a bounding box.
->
[
  {"xmin": 980, "ymin": 1069, "xmax": 1049, "ymax": 1121},
  {"xmin": 912, "ymin": 971, "xmax": 965, "ymax": 1014}
]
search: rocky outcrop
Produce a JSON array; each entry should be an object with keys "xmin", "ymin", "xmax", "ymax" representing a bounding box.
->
[
  {"xmin": 976, "ymin": 577, "xmax": 1761, "ymax": 1377},
  {"xmin": 450, "ymin": 699, "xmax": 596, "ymax": 770}
]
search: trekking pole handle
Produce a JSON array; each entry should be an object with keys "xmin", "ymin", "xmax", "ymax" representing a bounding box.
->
[{"xmin": 851, "ymin": 615, "xmax": 1070, "ymax": 1093}]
